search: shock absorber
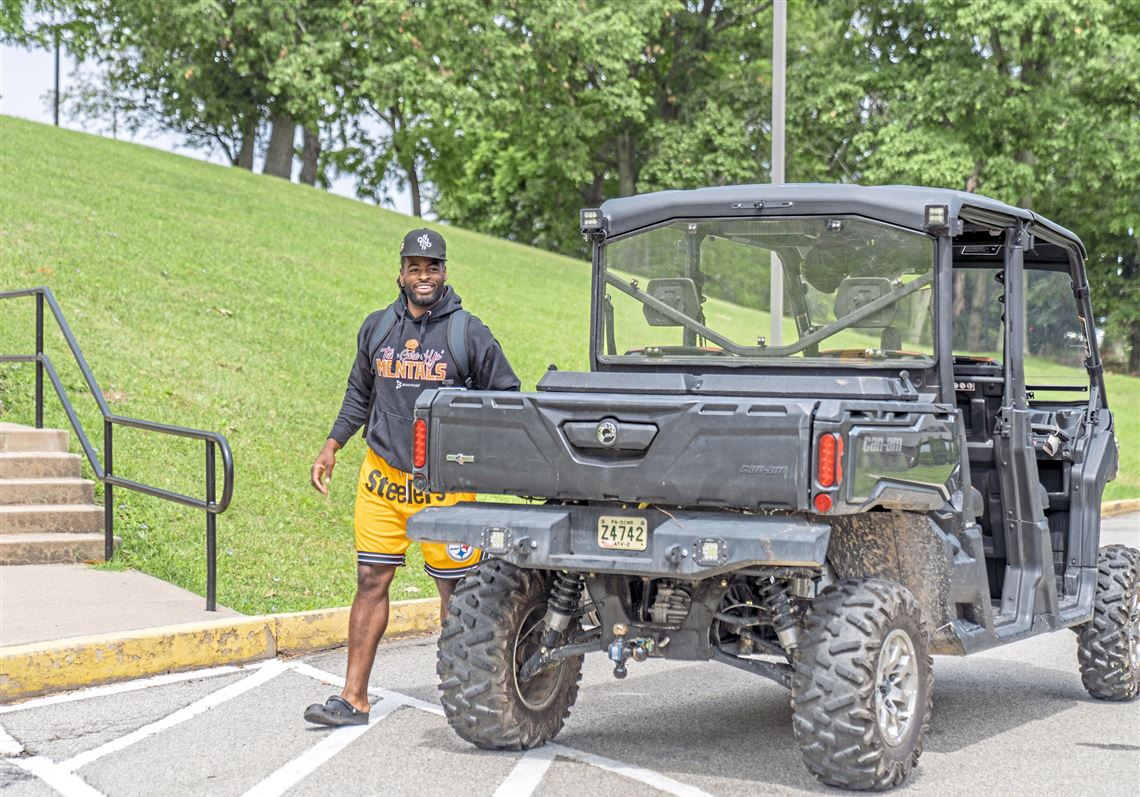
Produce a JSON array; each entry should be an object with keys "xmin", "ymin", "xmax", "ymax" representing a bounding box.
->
[
  {"xmin": 757, "ymin": 577, "xmax": 800, "ymax": 651},
  {"xmin": 541, "ymin": 571, "xmax": 584, "ymax": 647}
]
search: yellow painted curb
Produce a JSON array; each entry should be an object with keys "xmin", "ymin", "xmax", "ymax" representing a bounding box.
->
[
  {"xmin": 5, "ymin": 499, "xmax": 1138, "ymax": 701},
  {"xmin": 0, "ymin": 596, "xmax": 444, "ymax": 701},
  {"xmin": 1102, "ymin": 499, "xmax": 1140, "ymax": 518},
  {"xmin": 273, "ymin": 607, "xmax": 350, "ymax": 655},
  {"xmin": 387, "ymin": 597, "xmax": 444, "ymax": 640},
  {"xmin": 1, "ymin": 617, "xmax": 276, "ymax": 700}
]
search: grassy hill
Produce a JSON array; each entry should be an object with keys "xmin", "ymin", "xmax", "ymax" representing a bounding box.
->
[
  {"xmin": 0, "ymin": 116, "xmax": 592, "ymax": 613},
  {"xmin": 1, "ymin": 115, "xmax": 1136, "ymax": 613}
]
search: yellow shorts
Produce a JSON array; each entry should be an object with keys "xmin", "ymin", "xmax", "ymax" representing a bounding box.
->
[{"xmin": 354, "ymin": 447, "xmax": 482, "ymax": 579}]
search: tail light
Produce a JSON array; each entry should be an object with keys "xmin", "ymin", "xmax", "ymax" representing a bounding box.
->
[
  {"xmin": 817, "ymin": 433, "xmax": 843, "ymax": 487},
  {"xmin": 413, "ymin": 418, "xmax": 428, "ymax": 469}
]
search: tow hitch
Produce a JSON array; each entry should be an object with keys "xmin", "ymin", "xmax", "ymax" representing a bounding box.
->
[{"xmin": 607, "ymin": 623, "xmax": 668, "ymax": 679}]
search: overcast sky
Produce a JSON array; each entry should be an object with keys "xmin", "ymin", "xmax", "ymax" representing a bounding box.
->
[{"xmin": 0, "ymin": 42, "xmax": 413, "ymax": 216}]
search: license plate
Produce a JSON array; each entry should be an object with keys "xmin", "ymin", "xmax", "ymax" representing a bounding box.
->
[{"xmin": 597, "ymin": 515, "xmax": 648, "ymax": 551}]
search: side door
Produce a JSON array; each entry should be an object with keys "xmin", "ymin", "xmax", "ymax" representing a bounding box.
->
[{"xmin": 1021, "ymin": 258, "xmax": 1117, "ymax": 619}]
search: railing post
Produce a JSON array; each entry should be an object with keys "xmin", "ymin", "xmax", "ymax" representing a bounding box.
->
[
  {"xmin": 104, "ymin": 419, "xmax": 114, "ymax": 561},
  {"xmin": 35, "ymin": 291, "xmax": 44, "ymax": 428},
  {"xmin": 206, "ymin": 439, "xmax": 217, "ymax": 612}
]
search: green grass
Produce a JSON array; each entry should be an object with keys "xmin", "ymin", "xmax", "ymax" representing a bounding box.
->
[
  {"xmin": 1, "ymin": 115, "xmax": 1136, "ymax": 613},
  {"xmin": 0, "ymin": 116, "xmax": 591, "ymax": 613}
]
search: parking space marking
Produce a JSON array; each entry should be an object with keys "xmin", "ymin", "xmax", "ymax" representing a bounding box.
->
[
  {"xmin": 59, "ymin": 659, "xmax": 289, "ymax": 772},
  {"xmin": 12, "ymin": 755, "xmax": 106, "ymax": 797},
  {"xmin": 240, "ymin": 696, "xmax": 403, "ymax": 797},
  {"xmin": 0, "ymin": 662, "xmax": 258, "ymax": 716},
  {"xmin": 546, "ymin": 744, "xmax": 716, "ymax": 797},
  {"xmin": 493, "ymin": 746, "xmax": 556, "ymax": 797},
  {"xmin": 7, "ymin": 656, "xmax": 716, "ymax": 797},
  {"xmin": 0, "ymin": 724, "xmax": 24, "ymax": 755},
  {"xmin": 287, "ymin": 661, "xmax": 446, "ymax": 716},
  {"xmin": 288, "ymin": 660, "xmax": 713, "ymax": 797}
]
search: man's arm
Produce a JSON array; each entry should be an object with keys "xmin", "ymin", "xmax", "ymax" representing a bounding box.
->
[
  {"xmin": 467, "ymin": 317, "xmax": 520, "ymax": 391},
  {"xmin": 312, "ymin": 325, "xmax": 373, "ymax": 493},
  {"xmin": 310, "ymin": 437, "xmax": 342, "ymax": 495}
]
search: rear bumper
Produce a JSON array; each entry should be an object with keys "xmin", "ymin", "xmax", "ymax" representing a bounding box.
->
[{"xmin": 406, "ymin": 503, "xmax": 831, "ymax": 578}]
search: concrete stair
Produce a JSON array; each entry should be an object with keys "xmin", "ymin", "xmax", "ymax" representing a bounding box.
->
[{"xmin": 0, "ymin": 422, "xmax": 116, "ymax": 564}]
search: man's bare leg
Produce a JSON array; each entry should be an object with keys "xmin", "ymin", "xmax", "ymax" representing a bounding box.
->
[
  {"xmin": 435, "ymin": 576, "xmax": 458, "ymax": 624},
  {"xmin": 341, "ymin": 563, "xmax": 397, "ymax": 714}
]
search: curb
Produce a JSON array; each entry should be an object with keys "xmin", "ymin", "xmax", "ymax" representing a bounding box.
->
[
  {"xmin": 1102, "ymin": 498, "xmax": 1140, "ymax": 518},
  {"xmin": 0, "ymin": 598, "xmax": 440, "ymax": 701},
  {"xmin": 3, "ymin": 501, "xmax": 1138, "ymax": 702}
]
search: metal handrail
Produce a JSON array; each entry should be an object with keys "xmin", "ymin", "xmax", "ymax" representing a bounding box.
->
[{"xmin": 0, "ymin": 286, "xmax": 234, "ymax": 610}]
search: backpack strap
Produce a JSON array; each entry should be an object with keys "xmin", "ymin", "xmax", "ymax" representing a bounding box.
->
[
  {"xmin": 367, "ymin": 306, "xmax": 399, "ymax": 372},
  {"xmin": 362, "ymin": 306, "xmax": 398, "ymax": 437},
  {"xmin": 448, "ymin": 309, "xmax": 473, "ymax": 388}
]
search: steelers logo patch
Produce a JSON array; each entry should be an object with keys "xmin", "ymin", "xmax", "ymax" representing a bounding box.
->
[{"xmin": 447, "ymin": 543, "xmax": 475, "ymax": 562}]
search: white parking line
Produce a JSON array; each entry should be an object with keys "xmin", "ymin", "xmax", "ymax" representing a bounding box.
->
[
  {"xmin": 0, "ymin": 724, "xmax": 24, "ymax": 755},
  {"xmin": 288, "ymin": 660, "xmax": 712, "ymax": 796},
  {"xmin": 239, "ymin": 697, "xmax": 403, "ymax": 797},
  {"xmin": 11, "ymin": 756, "xmax": 106, "ymax": 797},
  {"xmin": 493, "ymin": 746, "xmax": 556, "ymax": 797},
  {"xmin": 0, "ymin": 662, "xmax": 259, "ymax": 715},
  {"xmin": 59, "ymin": 659, "xmax": 289, "ymax": 772},
  {"xmin": 548, "ymin": 744, "xmax": 716, "ymax": 797},
  {"xmin": 286, "ymin": 661, "xmax": 445, "ymax": 716}
]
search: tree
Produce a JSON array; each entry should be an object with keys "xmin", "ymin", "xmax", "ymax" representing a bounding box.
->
[
  {"xmin": 829, "ymin": 0, "xmax": 1140, "ymax": 370},
  {"xmin": 423, "ymin": 0, "xmax": 780, "ymax": 255}
]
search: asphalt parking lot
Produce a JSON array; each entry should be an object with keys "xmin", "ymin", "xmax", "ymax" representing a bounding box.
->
[{"xmin": 2, "ymin": 514, "xmax": 1138, "ymax": 797}]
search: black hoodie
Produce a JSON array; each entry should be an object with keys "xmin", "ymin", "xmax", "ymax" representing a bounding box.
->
[{"xmin": 328, "ymin": 286, "xmax": 520, "ymax": 472}]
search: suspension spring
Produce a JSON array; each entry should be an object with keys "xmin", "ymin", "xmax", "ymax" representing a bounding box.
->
[
  {"xmin": 764, "ymin": 579, "xmax": 800, "ymax": 651},
  {"xmin": 542, "ymin": 571, "xmax": 584, "ymax": 644},
  {"xmin": 549, "ymin": 574, "xmax": 588, "ymax": 624}
]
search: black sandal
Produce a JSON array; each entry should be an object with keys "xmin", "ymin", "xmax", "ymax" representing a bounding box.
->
[{"xmin": 303, "ymin": 695, "xmax": 369, "ymax": 727}]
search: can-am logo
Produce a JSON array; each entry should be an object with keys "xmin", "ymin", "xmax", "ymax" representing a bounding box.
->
[
  {"xmin": 740, "ymin": 464, "xmax": 788, "ymax": 476},
  {"xmin": 862, "ymin": 436, "xmax": 904, "ymax": 453}
]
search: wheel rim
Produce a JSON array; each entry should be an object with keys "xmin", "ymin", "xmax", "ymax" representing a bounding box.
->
[
  {"xmin": 874, "ymin": 628, "xmax": 920, "ymax": 746},
  {"xmin": 1126, "ymin": 589, "xmax": 1140, "ymax": 671},
  {"xmin": 511, "ymin": 602, "xmax": 564, "ymax": 712}
]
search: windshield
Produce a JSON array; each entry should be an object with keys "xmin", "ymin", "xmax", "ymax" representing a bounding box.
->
[{"xmin": 599, "ymin": 217, "xmax": 935, "ymax": 365}]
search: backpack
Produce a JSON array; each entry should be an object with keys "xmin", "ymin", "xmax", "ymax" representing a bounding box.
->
[{"xmin": 366, "ymin": 306, "xmax": 473, "ymax": 389}]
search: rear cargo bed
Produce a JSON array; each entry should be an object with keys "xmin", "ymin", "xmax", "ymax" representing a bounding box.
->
[{"xmin": 416, "ymin": 389, "xmax": 816, "ymax": 510}]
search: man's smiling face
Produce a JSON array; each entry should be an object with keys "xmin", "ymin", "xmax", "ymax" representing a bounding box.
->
[{"xmin": 400, "ymin": 256, "xmax": 447, "ymax": 308}]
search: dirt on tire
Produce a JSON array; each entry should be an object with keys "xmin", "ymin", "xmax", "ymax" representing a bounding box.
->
[
  {"xmin": 791, "ymin": 577, "xmax": 934, "ymax": 791},
  {"xmin": 437, "ymin": 560, "xmax": 583, "ymax": 749},
  {"xmin": 1077, "ymin": 544, "xmax": 1140, "ymax": 701}
]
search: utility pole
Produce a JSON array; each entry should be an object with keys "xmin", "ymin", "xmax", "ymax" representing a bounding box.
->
[
  {"xmin": 769, "ymin": 0, "xmax": 786, "ymax": 346},
  {"xmin": 53, "ymin": 29, "xmax": 60, "ymax": 126}
]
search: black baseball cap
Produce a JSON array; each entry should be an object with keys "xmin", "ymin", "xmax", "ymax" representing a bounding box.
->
[{"xmin": 399, "ymin": 228, "xmax": 446, "ymax": 261}]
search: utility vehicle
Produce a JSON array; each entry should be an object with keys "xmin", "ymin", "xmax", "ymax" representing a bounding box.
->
[{"xmin": 407, "ymin": 184, "xmax": 1136, "ymax": 790}]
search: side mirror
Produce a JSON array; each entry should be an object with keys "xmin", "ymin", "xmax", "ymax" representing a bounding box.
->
[{"xmin": 642, "ymin": 278, "xmax": 701, "ymax": 327}]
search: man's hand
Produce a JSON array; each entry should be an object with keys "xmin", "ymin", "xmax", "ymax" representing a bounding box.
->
[{"xmin": 311, "ymin": 439, "xmax": 342, "ymax": 495}]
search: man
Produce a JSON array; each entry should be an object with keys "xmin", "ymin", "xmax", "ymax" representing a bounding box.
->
[{"xmin": 303, "ymin": 228, "xmax": 519, "ymax": 726}]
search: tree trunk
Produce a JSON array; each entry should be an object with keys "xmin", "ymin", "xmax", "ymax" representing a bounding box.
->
[
  {"xmin": 236, "ymin": 115, "xmax": 257, "ymax": 170},
  {"xmin": 617, "ymin": 132, "xmax": 637, "ymax": 197},
  {"xmin": 581, "ymin": 170, "xmax": 605, "ymax": 208},
  {"xmin": 966, "ymin": 271, "xmax": 991, "ymax": 352},
  {"xmin": 299, "ymin": 126, "xmax": 320, "ymax": 185},
  {"xmin": 1129, "ymin": 320, "xmax": 1140, "ymax": 375},
  {"xmin": 406, "ymin": 161, "xmax": 422, "ymax": 218},
  {"xmin": 263, "ymin": 114, "xmax": 296, "ymax": 179}
]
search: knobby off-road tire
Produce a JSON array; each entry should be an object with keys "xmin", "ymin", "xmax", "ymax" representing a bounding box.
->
[
  {"xmin": 437, "ymin": 560, "xmax": 583, "ymax": 749},
  {"xmin": 791, "ymin": 578, "xmax": 934, "ymax": 791},
  {"xmin": 1077, "ymin": 544, "xmax": 1140, "ymax": 701}
]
